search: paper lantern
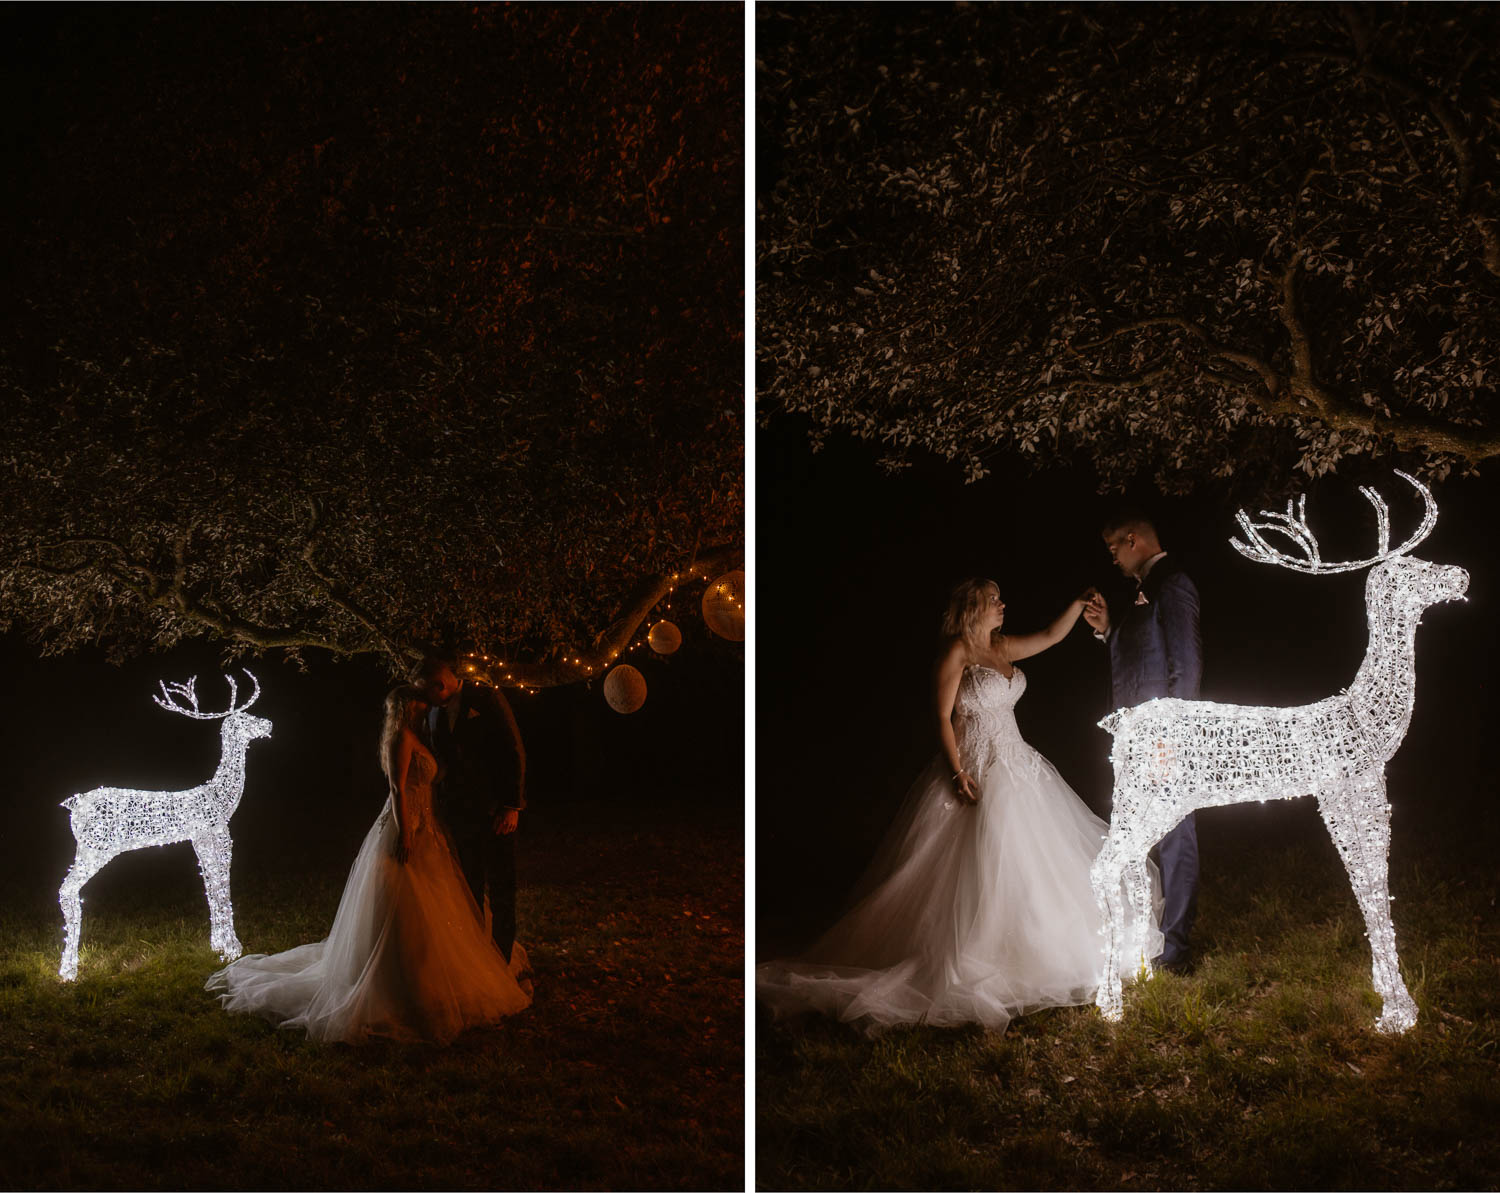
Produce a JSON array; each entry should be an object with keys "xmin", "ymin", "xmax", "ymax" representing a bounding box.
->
[
  {"xmin": 648, "ymin": 619, "xmax": 683, "ymax": 654},
  {"xmin": 59, "ymin": 672, "xmax": 272, "ymax": 981},
  {"xmin": 1091, "ymin": 473, "xmax": 1466, "ymax": 1034},
  {"xmin": 701, "ymin": 570, "xmax": 745, "ymax": 641},
  {"xmin": 603, "ymin": 664, "xmax": 647, "ymax": 713}
]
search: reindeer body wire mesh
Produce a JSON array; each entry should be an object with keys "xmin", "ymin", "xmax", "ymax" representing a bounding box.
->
[
  {"xmin": 1089, "ymin": 472, "xmax": 1467, "ymax": 1034},
  {"xmin": 58, "ymin": 672, "xmax": 272, "ymax": 981}
]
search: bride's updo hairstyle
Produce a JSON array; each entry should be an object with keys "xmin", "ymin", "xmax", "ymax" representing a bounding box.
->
[
  {"xmin": 379, "ymin": 684, "xmax": 425, "ymax": 783},
  {"xmin": 942, "ymin": 578, "xmax": 1001, "ymax": 652}
]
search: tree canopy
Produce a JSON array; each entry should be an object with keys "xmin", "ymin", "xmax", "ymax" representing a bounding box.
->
[
  {"xmin": 1, "ymin": 4, "xmax": 743, "ymax": 682},
  {"xmin": 758, "ymin": 3, "xmax": 1500, "ymax": 495}
]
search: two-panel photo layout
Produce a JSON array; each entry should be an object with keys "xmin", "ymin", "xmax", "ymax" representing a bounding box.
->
[{"xmin": 3, "ymin": 4, "xmax": 1499, "ymax": 1191}]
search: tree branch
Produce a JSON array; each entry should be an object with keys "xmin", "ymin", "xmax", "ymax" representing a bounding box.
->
[
  {"xmin": 24, "ymin": 536, "xmax": 747, "ymax": 683},
  {"xmin": 298, "ymin": 502, "xmax": 412, "ymax": 661},
  {"xmin": 1069, "ymin": 295, "xmax": 1500, "ymax": 461},
  {"xmin": 1298, "ymin": 37, "xmax": 1500, "ymax": 277}
]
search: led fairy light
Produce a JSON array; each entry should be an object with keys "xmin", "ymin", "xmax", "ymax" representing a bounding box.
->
[
  {"xmin": 58, "ymin": 672, "xmax": 272, "ymax": 981},
  {"xmin": 1090, "ymin": 472, "xmax": 1467, "ymax": 1034}
]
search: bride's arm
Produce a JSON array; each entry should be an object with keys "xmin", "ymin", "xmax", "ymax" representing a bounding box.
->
[
  {"xmin": 935, "ymin": 639, "xmax": 980, "ymax": 805},
  {"xmin": 386, "ymin": 728, "xmax": 416, "ymax": 863},
  {"xmin": 1001, "ymin": 595, "xmax": 1089, "ymax": 662}
]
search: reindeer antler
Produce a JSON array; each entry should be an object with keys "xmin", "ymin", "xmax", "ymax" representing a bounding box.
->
[
  {"xmin": 152, "ymin": 670, "xmax": 261, "ymax": 719},
  {"xmin": 1230, "ymin": 470, "xmax": 1437, "ymax": 574}
]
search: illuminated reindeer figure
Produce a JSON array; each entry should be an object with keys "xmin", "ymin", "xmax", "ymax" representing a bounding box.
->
[
  {"xmin": 59, "ymin": 672, "xmax": 272, "ymax": 981},
  {"xmin": 1090, "ymin": 472, "xmax": 1467, "ymax": 1033}
]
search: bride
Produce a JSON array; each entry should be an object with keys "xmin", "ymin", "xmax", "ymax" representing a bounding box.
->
[
  {"xmin": 206, "ymin": 685, "xmax": 533, "ymax": 1043},
  {"xmin": 756, "ymin": 578, "xmax": 1161, "ymax": 1031}
]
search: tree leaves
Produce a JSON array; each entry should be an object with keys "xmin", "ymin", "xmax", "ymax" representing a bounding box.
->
[
  {"xmin": 0, "ymin": 4, "xmax": 743, "ymax": 672},
  {"xmin": 758, "ymin": 4, "xmax": 1500, "ymax": 497}
]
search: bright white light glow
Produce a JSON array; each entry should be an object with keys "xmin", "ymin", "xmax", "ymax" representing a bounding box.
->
[
  {"xmin": 58, "ymin": 672, "xmax": 272, "ymax": 981},
  {"xmin": 1090, "ymin": 473, "xmax": 1466, "ymax": 1034}
]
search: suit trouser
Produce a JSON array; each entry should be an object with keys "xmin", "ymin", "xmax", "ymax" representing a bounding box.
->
[
  {"xmin": 449, "ymin": 814, "xmax": 518, "ymax": 964},
  {"xmin": 1151, "ymin": 812, "xmax": 1198, "ymax": 963}
]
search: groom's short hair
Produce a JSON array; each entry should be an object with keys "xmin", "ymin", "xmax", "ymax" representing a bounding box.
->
[
  {"xmin": 409, "ymin": 653, "xmax": 459, "ymax": 686},
  {"xmin": 1101, "ymin": 507, "xmax": 1158, "ymax": 539}
]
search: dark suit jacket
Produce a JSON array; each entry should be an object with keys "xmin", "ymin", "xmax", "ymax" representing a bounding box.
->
[
  {"xmin": 1106, "ymin": 554, "xmax": 1203, "ymax": 708},
  {"xmin": 430, "ymin": 681, "xmax": 527, "ymax": 818}
]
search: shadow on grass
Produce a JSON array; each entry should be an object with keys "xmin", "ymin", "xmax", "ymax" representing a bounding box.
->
[
  {"xmin": 0, "ymin": 798, "xmax": 743, "ymax": 1191},
  {"xmin": 757, "ymin": 827, "xmax": 1500, "ymax": 1191}
]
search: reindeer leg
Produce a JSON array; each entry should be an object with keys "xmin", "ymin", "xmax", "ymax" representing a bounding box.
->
[
  {"xmin": 1319, "ymin": 778, "xmax": 1417, "ymax": 1034},
  {"xmin": 1352, "ymin": 778, "xmax": 1417, "ymax": 1034},
  {"xmin": 1123, "ymin": 854, "xmax": 1156, "ymax": 983},
  {"xmin": 58, "ymin": 848, "xmax": 108, "ymax": 981},
  {"xmin": 192, "ymin": 831, "xmax": 242, "ymax": 962},
  {"xmin": 1091, "ymin": 839, "xmax": 1127, "ymax": 1021}
]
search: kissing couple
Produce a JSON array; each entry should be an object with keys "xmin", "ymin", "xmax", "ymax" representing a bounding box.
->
[
  {"xmin": 757, "ymin": 508, "xmax": 1202, "ymax": 1030},
  {"xmin": 207, "ymin": 654, "xmax": 535, "ymax": 1043}
]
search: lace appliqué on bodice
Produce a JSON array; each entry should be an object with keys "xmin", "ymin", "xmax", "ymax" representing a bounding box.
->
[
  {"xmin": 378, "ymin": 738, "xmax": 440, "ymax": 837},
  {"xmin": 954, "ymin": 665, "xmax": 1040, "ymax": 785}
]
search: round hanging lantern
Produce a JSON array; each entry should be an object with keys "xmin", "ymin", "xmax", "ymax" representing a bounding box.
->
[
  {"xmin": 602, "ymin": 664, "xmax": 647, "ymax": 714},
  {"xmin": 701, "ymin": 570, "xmax": 745, "ymax": 641},
  {"xmin": 648, "ymin": 619, "xmax": 683, "ymax": 655}
]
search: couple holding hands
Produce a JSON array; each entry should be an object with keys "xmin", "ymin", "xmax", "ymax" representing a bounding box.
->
[{"xmin": 758, "ymin": 510, "xmax": 1202, "ymax": 1031}]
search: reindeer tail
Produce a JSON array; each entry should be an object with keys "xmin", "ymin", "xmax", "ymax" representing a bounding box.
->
[
  {"xmin": 60, "ymin": 795, "xmax": 79, "ymax": 811},
  {"xmin": 1098, "ymin": 710, "xmax": 1122, "ymax": 736}
]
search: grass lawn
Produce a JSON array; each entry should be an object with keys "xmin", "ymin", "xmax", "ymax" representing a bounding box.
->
[
  {"xmin": 757, "ymin": 818, "xmax": 1500, "ymax": 1191},
  {"xmin": 0, "ymin": 799, "xmax": 743, "ymax": 1190}
]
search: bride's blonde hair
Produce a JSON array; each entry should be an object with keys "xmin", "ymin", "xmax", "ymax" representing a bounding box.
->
[
  {"xmin": 379, "ymin": 684, "xmax": 425, "ymax": 784},
  {"xmin": 941, "ymin": 577, "xmax": 1001, "ymax": 652}
]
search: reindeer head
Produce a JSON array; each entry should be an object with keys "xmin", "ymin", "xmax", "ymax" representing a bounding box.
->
[
  {"xmin": 153, "ymin": 671, "xmax": 273, "ymax": 743},
  {"xmin": 1230, "ymin": 470, "xmax": 1469, "ymax": 616}
]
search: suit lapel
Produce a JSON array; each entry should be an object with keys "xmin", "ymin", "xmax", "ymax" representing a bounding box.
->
[{"xmin": 1141, "ymin": 555, "xmax": 1175, "ymax": 601}]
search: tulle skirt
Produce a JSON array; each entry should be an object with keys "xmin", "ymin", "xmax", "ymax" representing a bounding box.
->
[
  {"xmin": 757, "ymin": 746, "xmax": 1162, "ymax": 1031},
  {"xmin": 207, "ymin": 799, "xmax": 532, "ymax": 1044}
]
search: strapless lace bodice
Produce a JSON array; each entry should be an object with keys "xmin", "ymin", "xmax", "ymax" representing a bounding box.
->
[
  {"xmin": 954, "ymin": 665, "xmax": 1032, "ymax": 782},
  {"xmin": 384, "ymin": 740, "xmax": 439, "ymax": 835},
  {"xmin": 406, "ymin": 744, "xmax": 438, "ymax": 792}
]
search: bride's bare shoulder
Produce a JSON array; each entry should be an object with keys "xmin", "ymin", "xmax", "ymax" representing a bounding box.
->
[{"xmin": 936, "ymin": 635, "xmax": 970, "ymax": 672}]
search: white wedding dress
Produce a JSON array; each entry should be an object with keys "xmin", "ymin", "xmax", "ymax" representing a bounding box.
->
[
  {"xmin": 757, "ymin": 665, "xmax": 1162, "ymax": 1030},
  {"xmin": 207, "ymin": 738, "xmax": 532, "ymax": 1043}
]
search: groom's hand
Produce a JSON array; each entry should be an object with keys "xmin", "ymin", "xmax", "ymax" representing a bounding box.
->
[{"xmin": 494, "ymin": 809, "xmax": 520, "ymax": 836}]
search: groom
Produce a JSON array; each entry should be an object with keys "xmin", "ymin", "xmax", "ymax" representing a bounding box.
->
[
  {"xmin": 1083, "ymin": 510, "xmax": 1203, "ymax": 973},
  {"xmin": 413, "ymin": 654, "xmax": 527, "ymax": 964}
]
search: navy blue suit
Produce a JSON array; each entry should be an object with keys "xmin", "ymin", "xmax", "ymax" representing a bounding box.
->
[
  {"xmin": 428, "ymin": 681, "xmax": 526, "ymax": 963},
  {"xmin": 1105, "ymin": 554, "xmax": 1202, "ymax": 965}
]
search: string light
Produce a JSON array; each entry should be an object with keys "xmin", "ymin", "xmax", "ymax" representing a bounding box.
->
[
  {"xmin": 461, "ymin": 564, "xmax": 738, "ymax": 702},
  {"xmin": 1091, "ymin": 473, "xmax": 1466, "ymax": 1034},
  {"xmin": 58, "ymin": 672, "xmax": 272, "ymax": 981}
]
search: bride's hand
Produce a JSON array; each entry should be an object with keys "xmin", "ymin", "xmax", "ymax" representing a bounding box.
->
[
  {"xmin": 1082, "ymin": 591, "xmax": 1109, "ymax": 634},
  {"xmin": 953, "ymin": 770, "xmax": 981, "ymax": 805},
  {"xmin": 392, "ymin": 834, "xmax": 410, "ymax": 864}
]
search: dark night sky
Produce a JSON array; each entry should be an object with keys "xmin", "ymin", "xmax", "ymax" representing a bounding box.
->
[{"xmin": 756, "ymin": 417, "xmax": 1499, "ymax": 954}]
